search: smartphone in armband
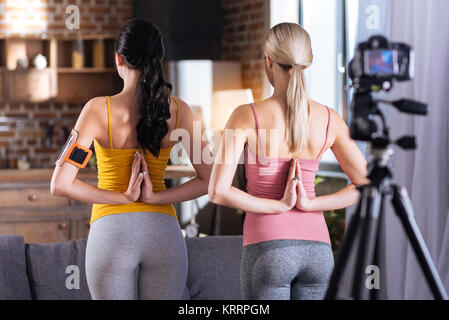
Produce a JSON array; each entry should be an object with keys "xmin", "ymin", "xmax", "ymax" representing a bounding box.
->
[{"xmin": 55, "ymin": 129, "xmax": 92, "ymax": 168}]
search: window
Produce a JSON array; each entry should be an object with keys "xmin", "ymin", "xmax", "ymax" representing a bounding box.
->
[
  {"xmin": 270, "ymin": 0, "xmax": 300, "ymax": 26},
  {"xmin": 301, "ymin": 0, "xmax": 346, "ymax": 118}
]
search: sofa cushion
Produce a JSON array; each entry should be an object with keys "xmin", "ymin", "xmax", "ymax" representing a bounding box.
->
[
  {"xmin": 26, "ymin": 239, "xmax": 91, "ymax": 300},
  {"xmin": 0, "ymin": 235, "xmax": 32, "ymax": 300},
  {"xmin": 186, "ymin": 236, "xmax": 243, "ymax": 300},
  {"xmin": 181, "ymin": 285, "xmax": 191, "ymax": 300}
]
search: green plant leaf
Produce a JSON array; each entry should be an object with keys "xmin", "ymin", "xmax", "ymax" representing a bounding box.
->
[{"xmin": 315, "ymin": 176, "xmax": 325, "ymax": 186}]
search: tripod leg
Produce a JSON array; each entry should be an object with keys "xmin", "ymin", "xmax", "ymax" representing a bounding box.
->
[
  {"xmin": 391, "ymin": 185, "xmax": 448, "ymax": 300},
  {"xmin": 325, "ymin": 192, "xmax": 363, "ymax": 300},
  {"xmin": 370, "ymin": 191, "xmax": 385, "ymax": 300},
  {"xmin": 351, "ymin": 186, "xmax": 382, "ymax": 300}
]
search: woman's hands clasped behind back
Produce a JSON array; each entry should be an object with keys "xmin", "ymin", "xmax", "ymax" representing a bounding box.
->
[
  {"xmin": 138, "ymin": 152, "xmax": 156, "ymax": 204},
  {"xmin": 280, "ymin": 159, "xmax": 312, "ymax": 213},
  {"xmin": 123, "ymin": 151, "xmax": 144, "ymax": 202},
  {"xmin": 280, "ymin": 159, "xmax": 299, "ymax": 211},
  {"xmin": 127, "ymin": 151, "xmax": 313, "ymax": 210},
  {"xmin": 124, "ymin": 151, "xmax": 155, "ymax": 204}
]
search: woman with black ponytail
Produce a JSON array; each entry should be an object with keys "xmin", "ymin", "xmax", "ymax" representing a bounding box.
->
[{"xmin": 51, "ymin": 19, "xmax": 211, "ymax": 299}]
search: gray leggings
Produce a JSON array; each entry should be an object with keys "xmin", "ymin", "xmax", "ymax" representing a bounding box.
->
[
  {"xmin": 85, "ymin": 212, "xmax": 187, "ymax": 300},
  {"xmin": 241, "ymin": 240, "xmax": 334, "ymax": 300}
]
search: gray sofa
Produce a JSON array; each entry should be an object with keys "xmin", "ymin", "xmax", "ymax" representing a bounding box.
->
[{"xmin": 0, "ymin": 235, "xmax": 243, "ymax": 300}]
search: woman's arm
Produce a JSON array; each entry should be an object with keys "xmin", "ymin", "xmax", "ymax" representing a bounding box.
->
[
  {"xmin": 139, "ymin": 99, "xmax": 212, "ymax": 204},
  {"xmin": 207, "ymin": 105, "xmax": 298, "ymax": 214},
  {"xmin": 296, "ymin": 109, "xmax": 369, "ymax": 212},
  {"xmin": 51, "ymin": 98, "xmax": 143, "ymax": 204}
]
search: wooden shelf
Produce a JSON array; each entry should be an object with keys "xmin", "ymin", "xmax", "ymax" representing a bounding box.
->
[
  {"xmin": 0, "ymin": 166, "xmax": 195, "ymax": 184},
  {"xmin": 0, "ymin": 33, "xmax": 116, "ymax": 41},
  {"xmin": 57, "ymin": 67, "xmax": 117, "ymax": 74},
  {"xmin": 4, "ymin": 68, "xmax": 54, "ymax": 103},
  {"xmin": 3, "ymin": 67, "xmax": 52, "ymax": 72},
  {"xmin": 0, "ymin": 34, "xmax": 119, "ymax": 103},
  {"xmin": 0, "ymin": 34, "xmax": 51, "ymax": 40},
  {"xmin": 0, "ymin": 168, "xmax": 97, "ymax": 186},
  {"xmin": 58, "ymin": 33, "xmax": 116, "ymax": 41}
]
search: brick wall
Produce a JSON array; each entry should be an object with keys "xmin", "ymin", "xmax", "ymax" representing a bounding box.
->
[
  {"xmin": 0, "ymin": 102, "xmax": 86, "ymax": 168},
  {"xmin": 0, "ymin": 0, "xmax": 132, "ymax": 36},
  {"xmin": 0, "ymin": 0, "xmax": 132, "ymax": 169},
  {"xmin": 222, "ymin": 0, "xmax": 268, "ymax": 100}
]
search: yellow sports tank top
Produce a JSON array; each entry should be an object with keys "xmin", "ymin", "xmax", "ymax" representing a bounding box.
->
[{"xmin": 90, "ymin": 96, "xmax": 179, "ymax": 224}]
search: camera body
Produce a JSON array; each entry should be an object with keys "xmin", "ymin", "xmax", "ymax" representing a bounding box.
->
[
  {"xmin": 349, "ymin": 35, "xmax": 414, "ymax": 90},
  {"xmin": 348, "ymin": 35, "xmax": 424, "ymax": 144}
]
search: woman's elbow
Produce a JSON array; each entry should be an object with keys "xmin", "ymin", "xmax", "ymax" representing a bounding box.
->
[
  {"xmin": 208, "ymin": 184, "xmax": 226, "ymax": 205},
  {"xmin": 208, "ymin": 186, "xmax": 219, "ymax": 204},
  {"xmin": 350, "ymin": 163, "xmax": 370, "ymax": 186},
  {"xmin": 353, "ymin": 171, "xmax": 370, "ymax": 187},
  {"xmin": 50, "ymin": 178, "xmax": 67, "ymax": 197}
]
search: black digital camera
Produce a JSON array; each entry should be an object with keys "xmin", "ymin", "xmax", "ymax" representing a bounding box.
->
[
  {"xmin": 348, "ymin": 35, "xmax": 426, "ymax": 145},
  {"xmin": 349, "ymin": 35, "xmax": 414, "ymax": 91}
]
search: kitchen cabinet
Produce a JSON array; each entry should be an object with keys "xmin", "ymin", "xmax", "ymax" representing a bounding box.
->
[{"xmin": 0, "ymin": 168, "xmax": 97, "ymax": 243}]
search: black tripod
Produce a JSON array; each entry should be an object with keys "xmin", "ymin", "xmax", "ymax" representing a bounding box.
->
[{"xmin": 325, "ymin": 140, "xmax": 448, "ymax": 300}]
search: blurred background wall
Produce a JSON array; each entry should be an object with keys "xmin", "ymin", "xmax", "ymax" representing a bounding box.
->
[
  {"xmin": 0, "ymin": 0, "xmax": 268, "ymax": 169},
  {"xmin": 0, "ymin": 0, "xmax": 132, "ymax": 168}
]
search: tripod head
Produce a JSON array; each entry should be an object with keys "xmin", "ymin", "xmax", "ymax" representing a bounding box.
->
[
  {"xmin": 350, "ymin": 89, "xmax": 428, "ymax": 187},
  {"xmin": 350, "ymin": 90, "xmax": 427, "ymax": 149}
]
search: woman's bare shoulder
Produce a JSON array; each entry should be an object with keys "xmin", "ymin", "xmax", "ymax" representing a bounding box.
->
[
  {"xmin": 232, "ymin": 103, "xmax": 253, "ymax": 116},
  {"xmin": 228, "ymin": 103, "xmax": 255, "ymax": 129},
  {"xmin": 76, "ymin": 96, "xmax": 108, "ymax": 124},
  {"xmin": 309, "ymin": 99, "xmax": 344, "ymax": 123},
  {"xmin": 309, "ymin": 99, "xmax": 330, "ymax": 114}
]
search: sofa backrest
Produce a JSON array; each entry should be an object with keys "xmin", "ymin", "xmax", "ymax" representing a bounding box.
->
[
  {"xmin": 185, "ymin": 236, "xmax": 243, "ymax": 300},
  {"xmin": 0, "ymin": 235, "xmax": 243, "ymax": 300},
  {"xmin": 0, "ymin": 235, "xmax": 31, "ymax": 300},
  {"xmin": 26, "ymin": 239, "xmax": 92, "ymax": 300}
]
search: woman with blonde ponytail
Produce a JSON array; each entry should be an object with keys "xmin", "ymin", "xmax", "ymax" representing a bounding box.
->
[{"xmin": 209, "ymin": 23, "xmax": 368, "ymax": 300}]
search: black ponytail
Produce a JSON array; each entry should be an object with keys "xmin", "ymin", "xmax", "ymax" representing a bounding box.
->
[{"xmin": 115, "ymin": 19, "xmax": 172, "ymax": 158}]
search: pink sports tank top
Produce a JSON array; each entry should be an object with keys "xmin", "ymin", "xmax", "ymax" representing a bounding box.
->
[{"xmin": 243, "ymin": 103, "xmax": 332, "ymax": 247}]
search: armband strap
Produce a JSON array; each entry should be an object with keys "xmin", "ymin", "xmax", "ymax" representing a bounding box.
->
[{"xmin": 55, "ymin": 129, "xmax": 92, "ymax": 168}]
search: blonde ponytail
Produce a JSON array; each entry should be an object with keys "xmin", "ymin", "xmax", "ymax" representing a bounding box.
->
[
  {"xmin": 286, "ymin": 64, "xmax": 309, "ymax": 151},
  {"xmin": 264, "ymin": 23, "xmax": 313, "ymax": 152}
]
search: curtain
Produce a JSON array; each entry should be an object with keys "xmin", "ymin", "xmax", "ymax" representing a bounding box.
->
[
  {"xmin": 381, "ymin": 0, "xmax": 449, "ymax": 299},
  {"xmin": 340, "ymin": 0, "xmax": 449, "ymax": 299}
]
